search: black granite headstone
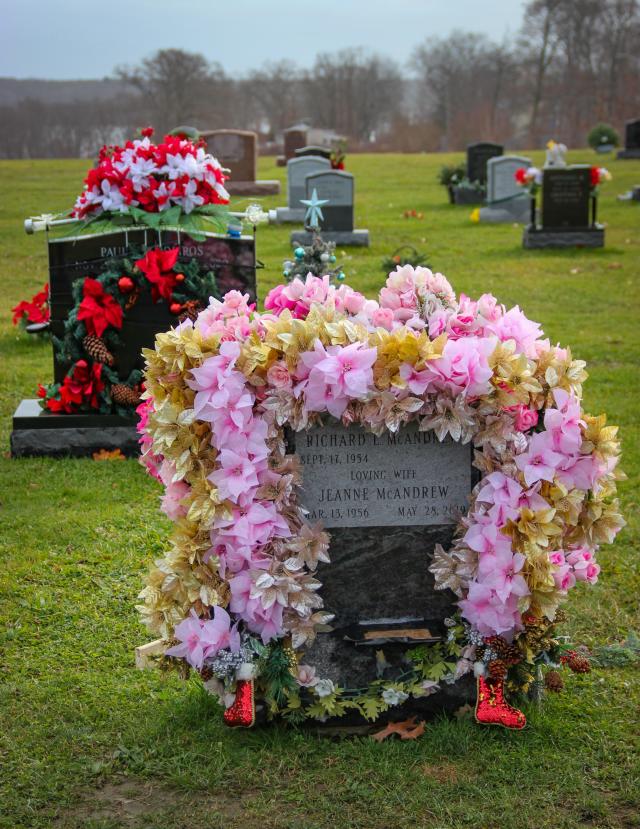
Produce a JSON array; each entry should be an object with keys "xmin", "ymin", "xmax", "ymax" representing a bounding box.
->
[
  {"xmin": 466, "ymin": 142, "xmax": 503, "ymax": 184},
  {"xmin": 48, "ymin": 228, "xmax": 256, "ymax": 383},
  {"xmin": 542, "ymin": 167, "xmax": 591, "ymax": 230},
  {"xmin": 291, "ymin": 422, "xmax": 475, "ymax": 705},
  {"xmin": 294, "ymin": 145, "xmax": 332, "ymax": 160},
  {"xmin": 617, "ymin": 118, "xmax": 640, "ymax": 159}
]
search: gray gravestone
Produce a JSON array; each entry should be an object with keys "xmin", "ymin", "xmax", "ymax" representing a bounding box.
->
[
  {"xmin": 290, "ymin": 170, "xmax": 370, "ymax": 246},
  {"xmin": 293, "ymin": 422, "xmax": 475, "ymax": 719},
  {"xmin": 618, "ymin": 117, "xmax": 640, "ymax": 159},
  {"xmin": 304, "ymin": 169, "xmax": 354, "ymax": 232},
  {"xmin": 275, "ymin": 156, "xmax": 331, "ymax": 223},
  {"xmin": 480, "ymin": 155, "xmax": 531, "ymax": 223},
  {"xmin": 466, "ymin": 142, "xmax": 503, "ymax": 184}
]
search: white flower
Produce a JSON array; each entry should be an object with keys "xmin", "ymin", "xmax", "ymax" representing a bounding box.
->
[
  {"xmin": 314, "ymin": 678, "xmax": 335, "ymax": 698},
  {"xmin": 127, "ymin": 156, "xmax": 158, "ymax": 190},
  {"xmin": 177, "ymin": 179, "xmax": 205, "ymax": 214},
  {"xmin": 100, "ymin": 180, "xmax": 127, "ymax": 213},
  {"xmin": 381, "ymin": 687, "xmax": 409, "ymax": 706},
  {"xmin": 296, "ymin": 664, "xmax": 318, "ymax": 687}
]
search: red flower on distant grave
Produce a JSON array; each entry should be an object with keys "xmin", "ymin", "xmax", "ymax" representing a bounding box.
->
[
  {"xmin": 135, "ymin": 247, "xmax": 180, "ymax": 303},
  {"xmin": 590, "ymin": 165, "xmax": 601, "ymax": 187},
  {"xmin": 77, "ymin": 278, "xmax": 123, "ymax": 338},
  {"xmin": 515, "ymin": 168, "xmax": 527, "ymax": 184},
  {"xmin": 12, "ymin": 283, "xmax": 50, "ymax": 326}
]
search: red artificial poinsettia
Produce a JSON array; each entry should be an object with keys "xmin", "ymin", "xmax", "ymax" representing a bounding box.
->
[
  {"xmin": 135, "ymin": 247, "xmax": 180, "ymax": 302},
  {"xmin": 590, "ymin": 165, "xmax": 601, "ymax": 188},
  {"xmin": 77, "ymin": 278, "xmax": 123, "ymax": 337},
  {"xmin": 515, "ymin": 168, "xmax": 528, "ymax": 184},
  {"xmin": 12, "ymin": 283, "xmax": 50, "ymax": 326},
  {"xmin": 40, "ymin": 360, "xmax": 105, "ymax": 413}
]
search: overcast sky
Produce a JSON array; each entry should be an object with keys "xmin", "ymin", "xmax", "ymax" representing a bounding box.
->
[{"xmin": 1, "ymin": 0, "xmax": 527, "ymax": 79}]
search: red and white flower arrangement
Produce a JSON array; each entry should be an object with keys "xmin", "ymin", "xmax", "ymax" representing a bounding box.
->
[{"xmin": 71, "ymin": 128, "xmax": 230, "ymax": 222}]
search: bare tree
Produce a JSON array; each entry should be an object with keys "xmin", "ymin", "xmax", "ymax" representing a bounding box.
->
[{"xmin": 247, "ymin": 61, "xmax": 304, "ymax": 136}]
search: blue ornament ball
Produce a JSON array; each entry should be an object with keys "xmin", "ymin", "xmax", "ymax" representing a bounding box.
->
[
  {"xmin": 294, "ymin": 247, "xmax": 305, "ymax": 259},
  {"xmin": 337, "ymin": 272, "xmax": 345, "ymax": 281},
  {"xmin": 283, "ymin": 270, "xmax": 289, "ymax": 277},
  {"xmin": 329, "ymin": 255, "xmax": 337, "ymax": 263}
]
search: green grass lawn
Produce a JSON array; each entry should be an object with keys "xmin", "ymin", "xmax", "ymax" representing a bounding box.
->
[{"xmin": 0, "ymin": 151, "xmax": 639, "ymax": 829}]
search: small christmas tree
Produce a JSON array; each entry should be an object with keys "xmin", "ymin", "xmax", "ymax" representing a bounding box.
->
[{"xmin": 282, "ymin": 188, "xmax": 346, "ymax": 284}]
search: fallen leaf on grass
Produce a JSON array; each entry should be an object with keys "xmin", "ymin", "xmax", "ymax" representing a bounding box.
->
[
  {"xmin": 570, "ymin": 268, "xmax": 582, "ymax": 274},
  {"xmin": 607, "ymin": 262, "xmax": 622, "ymax": 270},
  {"xmin": 371, "ymin": 717, "xmax": 425, "ymax": 742},
  {"xmin": 454, "ymin": 703, "xmax": 474, "ymax": 720},
  {"xmin": 92, "ymin": 448, "xmax": 126, "ymax": 462}
]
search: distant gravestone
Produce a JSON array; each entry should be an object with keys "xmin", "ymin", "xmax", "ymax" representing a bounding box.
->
[
  {"xmin": 617, "ymin": 117, "xmax": 640, "ymax": 159},
  {"xmin": 480, "ymin": 155, "xmax": 531, "ymax": 223},
  {"xmin": 294, "ymin": 421, "xmax": 476, "ymax": 717},
  {"xmin": 291, "ymin": 170, "xmax": 370, "ymax": 246},
  {"xmin": 466, "ymin": 142, "xmax": 503, "ymax": 184},
  {"xmin": 275, "ymin": 155, "xmax": 331, "ymax": 223},
  {"xmin": 294, "ymin": 145, "xmax": 332, "ymax": 160},
  {"xmin": 284, "ymin": 126, "xmax": 308, "ymax": 160},
  {"xmin": 523, "ymin": 165, "xmax": 604, "ymax": 248},
  {"xmin": 201, "ymin": 129, "xmax": 279, "ymax": 196}
]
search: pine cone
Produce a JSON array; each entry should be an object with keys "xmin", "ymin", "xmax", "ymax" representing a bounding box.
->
[
  {"xmin": 200, "ymin": 665, "xmax": 214, "ymax": 682},
  {"xmin": 488, "ymin": 659, "xmax": 507, "ymax": 681},
  {"xmin": 111, "ymin": 383, "xmax": 141, "ymax": 407},
  {"xmin": 83, "ymin": 334, "xmax": 114, "ymax": 365},
  {"xmin": 178, "ymin": 300, "xmax": 203, "ymax": 323},
  {"xmin": 563, "ymin": 651, "xmax": 591, "ymax": 674},
  {"xmin": 485, "ymin": 636, "xmax": 521, "ymax": 666},
  {"xmin": 544, "ymin": 670, "xmax": 564, "ymax": 692}
]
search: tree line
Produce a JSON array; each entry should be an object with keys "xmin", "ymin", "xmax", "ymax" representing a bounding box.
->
[{"xmin": 1, "ymin": 0, "xmax": 638, "ymax": 158}]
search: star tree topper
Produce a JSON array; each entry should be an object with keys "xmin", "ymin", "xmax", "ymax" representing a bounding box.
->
[{"xmin": 301, "ymin": 189, "xmax": 329, "ymax": 229}]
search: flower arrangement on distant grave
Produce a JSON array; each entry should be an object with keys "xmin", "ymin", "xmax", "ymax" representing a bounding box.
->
[
  {"xmin": 381, "ymin": 246, "xmax": 430, "ymax": 273},
  {"xmin": 587, "ymin": 124, "xmax": 620, "ymax": 153},
  {"xmin": 37, "ymin": 247, "xmax": 223, "ymax": 414},
  {"xmin": 514, "ymin": 165, "xmax": 611, "ymax": 197},
  {"xmin": 330, "ymin": 140, "xmax": 347, "ymax": 170},
  {"xmin": 68, "ymin": 127, "xmax": 232, "ymax": 239},
  {"xmin": 12, "ymin": 283, "xmax": 50, "ymax": 333},
  {"xmin": 136, "ymin": 264, "xmax": 624, "ymax": 729},
  {"xmin": 437, "ymin": 164, "xmax": 466, "ymax": 188}
]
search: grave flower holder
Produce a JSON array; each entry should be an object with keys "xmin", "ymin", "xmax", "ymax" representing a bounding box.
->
[{"xmin": 135, "ymin": 266, "xmax": 624, "ymax": 731}]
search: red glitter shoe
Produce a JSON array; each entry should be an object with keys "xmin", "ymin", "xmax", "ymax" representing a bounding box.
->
[
  {"xmin": 223, "ymin": 678, "xmax": 255, "ymax": 728},
  {"xmin": 475, "ymin": 676, "xmax": 526, "ymax": 730}
]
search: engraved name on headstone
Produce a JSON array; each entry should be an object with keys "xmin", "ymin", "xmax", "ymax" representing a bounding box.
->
[
  {"xmin": 542, "ymin": 166, "xmax": 591, "ymax": 229},
  {"xmin": 297, "ymin": 422, "xmax": 471, "ymax": 528}
]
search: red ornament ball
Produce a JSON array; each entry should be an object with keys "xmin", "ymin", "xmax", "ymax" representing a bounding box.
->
[
  {"xmin": 175, "ymin": 272, "xmax": 185, "ymax": 283},
  {"xmin": 169, "ymin": 302, "xmax": 183, "ymax": 315},
  {"xmin": 118, "ymin": 276, "xmax": 135, "ymax": 294}
]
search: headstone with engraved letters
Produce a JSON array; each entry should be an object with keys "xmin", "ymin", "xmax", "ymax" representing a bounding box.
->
[
  {"xmin": 466, "ymin": 142, "xmax": 504, "ymax": 185},
  {"xmin": 11, "ymin": 228, "xmax": 257, "ymax": 457},
  {"xmin": 523, "ymin": 165, "xmax": 604, "ymax": 248},
  {"xmin": 291, "ymin": 421, "xmax": 476, "ymax": 720}
]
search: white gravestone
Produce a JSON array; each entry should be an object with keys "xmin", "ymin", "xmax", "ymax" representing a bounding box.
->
[{"xmin": 480, "ymin": 155, "xmax": 532, "ymax": 224}]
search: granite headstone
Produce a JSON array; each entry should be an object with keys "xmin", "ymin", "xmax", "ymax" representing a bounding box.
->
[
  {"xmin": 293, "ymin": 421, "xmax": 475, "ymax": 720},
  {"xmin": 294, "ymin": 145, "xmax": 332, "ymax": 160},
  {"xmin": 275, "ymin": 155, "xmax": 331, "ymax": 223},
  {"xmin": 466, "ymin": 142, "xmax": 503, "ymax": 184},
  {"xmin": 480, "ymin": 155, "xmax": 531, "ymax": 223},
  {"xmin": 290, "ymin": 170, "xmax": 370, "ymax": 246},
  {"xmin": 201, "ymin": 129, "xmax": 279, "ymax": 195},
  {"xmin": 618, "ymin": 117, "xmax": 640, "ymax": 159}
]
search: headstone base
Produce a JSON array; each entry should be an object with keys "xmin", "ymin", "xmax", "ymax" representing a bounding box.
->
[
  {"xmin": 452, "ymin": 186, "xmax": 484, "ymax": 205},
  {"xmin": 225, "ymin": 180, "xmax": 281, "ymax": 196},
  {"xmin": 523, "ymin": 226, "xmax": 605, "ymax": 249},
  {"xmin": 274, "ymin": 207, "xmax": 306, "ymax": 224},
  {"xmin": 290, "ymin": 229, "xmax": 370, "ymax": 247},
  {"xmin": 10, "ymin": 399, "xmax": 139, "ymax": 458},
  {"xmin": 276, "ymin": 156, "xmax": 286, "ymax": 167},
  {"xmin": 617, "ymin": 149, "xmax": 640, "ymax": 159},
  {"xmin": 480, "ymin": 195, "xmax": 530, "ymax": 223}
]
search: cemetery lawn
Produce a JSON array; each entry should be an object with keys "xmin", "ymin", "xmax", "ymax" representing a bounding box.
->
[{"xmin": 1, "ymin": 151, "xmax": 639, "ymax": 829}]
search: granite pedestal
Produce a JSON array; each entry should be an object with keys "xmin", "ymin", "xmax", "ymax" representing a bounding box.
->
[
  {"xmin": 452, "ymin": 186, "xmax": 484, "ymax": 205},
  {"xmin": 617, "ymin": 149, "xmax": 640, "ymax": 159},
  {"xmin": 523, "ymin": 226, "xmax": 605, "ymax": 249},
  {"xmin": 11, "ymin": 399, "xmax": 139, "ymax": 458},
  {"xmin": 290, "ymin": 229, "xmax": 370, "ymax": 247}
]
